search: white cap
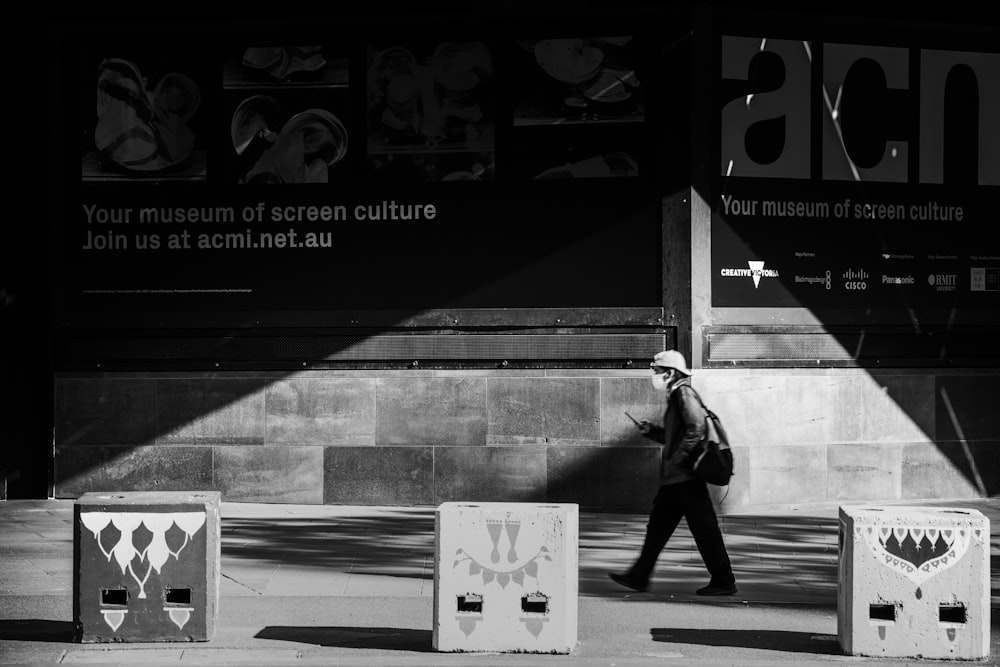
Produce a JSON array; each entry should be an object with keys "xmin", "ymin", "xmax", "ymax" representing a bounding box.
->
[{"xmin": 651, "ymin": 350, "xmax": 691, "ymax": 376}]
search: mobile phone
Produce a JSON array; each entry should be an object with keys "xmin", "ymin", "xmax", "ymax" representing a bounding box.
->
[{"xmin": 624, "ymin": 411, "xmax": 641, "ymax": 426}]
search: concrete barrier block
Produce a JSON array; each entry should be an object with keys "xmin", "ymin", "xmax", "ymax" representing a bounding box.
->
[
  {"xmin": 838, "ymin": 505, "xmax": 990, "ymax": 660},
  {"xmin": 433, "ymin": 502, "xmax": 578, "ymax": 653},
  {"xmin": 74, "ymin": 491, "xmax": 221, "ymax": 643}
]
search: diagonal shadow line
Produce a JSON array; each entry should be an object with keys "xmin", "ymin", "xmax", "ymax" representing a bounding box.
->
[
  {"xmin": 941, "ymin": 386, "xmax": 988, "ymax": 495},
  {"xmin": 651, "ymin": 627, "xmax": 843, "ymax": 655},
  {"xmin": 0, "ymin": 619, "xmax": 76, "ymax": 642},
  {"xmin": 255, "ymin": 626, "xmax": 433, "ymax": 652}
]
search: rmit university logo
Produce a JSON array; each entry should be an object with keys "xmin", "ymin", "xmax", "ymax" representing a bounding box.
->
[
  {"xmin": 843, "ymin": 268, "xmax": 868, "ymax": 290},
  {"xmin": 928, "ymin": 273, "xmax": 958, "ymax": 291}
]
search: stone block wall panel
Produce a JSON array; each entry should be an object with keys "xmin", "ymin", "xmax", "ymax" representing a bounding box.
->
[
  {"xmin": 55, "ymin": 446, "xmax": 214, "ymax": 498},
  {"xmin": 265, "ymin": 378, "xmax": 375, "ymax": 446},
  {"xmin": 156, "ymin": 379, "xmax": 265, "ymax": 445},
  {"xmin": 546, "ymin": 446, "xmax": 659, "ymax": 509},
  {"xmin": 827, "ymin": 442, "xmax": 902, "ymax": 502},
  {"xmin": 936, "ymin": 375, "xmax": 1000, "ymax": 442},
  {"xmin": 49, "ymin": 369, "xmax": 1000, "ymax": 509},
  {"xmin": 861, "ymin": 374, "xmax": 935, "ymax": 443},
  {"xmin": 487, "ymin": 378, "xmax": 600, "ymax": 445},
  {"xmin": 704, "ymin": 373, "xmax": 863, "ymax": 447},
  {"xmin": 323, "ymin": 446, "xmax": 434, "ymax": 505},
  {"xmin": 598, "ymin": 377, "xmax": 664, "ymax": 446},
  {"xmin": 214, "ymin": 446, "xmax": 323, "ymax": 504},
  {"xmin": 56, "ymin": 379, "xmax": 157, "ymax": 446},
  {"xmin": 901, "ymin": 442, "xmax": 981, "ymax": 500},
  {"xmin": 434, "ymin": 447, "xmax": 547, "ymax": 504},
  {"xmin": 376, "ymin": 377, "xmax": 487, "ymax": 447},
  {"xmin": 747, "ymin": 444, "xmax": 827, "ymax": 506}
]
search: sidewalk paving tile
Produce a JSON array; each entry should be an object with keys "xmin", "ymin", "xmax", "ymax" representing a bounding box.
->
[
  {"xmin": 220, "ymin": 559, "xmax": 280, "ymax": 595},
  {"xmin": 341, "ymin": 573, "xmax": 424, "ymax": 597},
  {"xmin": 0, "ymin": 574, "xmax": 70, "ymax": 596},
  {"xmin": 1, "ymin": 497, "xmax": 998, "ymax": 664},
  {"xmin": 263, "ymin": 565, "xmax": 351, "ymax": 596},
  {"xmin": 177, "ymin": 647, "xmax": 303, "ymax": 662},
  {"xmin": 60, "ymin": 648, "xmax": 185, "ymax": 663}
]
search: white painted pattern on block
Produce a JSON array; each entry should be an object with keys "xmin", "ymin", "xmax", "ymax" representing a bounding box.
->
[{"xmin": 81, "ymin": 511, "xmax": 206, "ymax": 600}]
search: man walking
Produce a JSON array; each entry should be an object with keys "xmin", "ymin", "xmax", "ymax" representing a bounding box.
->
[{"xmin": 609, "ymin": 349, "xmax": 737, "ymax": 596}]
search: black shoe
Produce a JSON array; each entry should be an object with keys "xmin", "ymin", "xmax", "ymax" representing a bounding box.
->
[
  {"xmin": 609, "ymin": 572, "xmax": 649, "ymax": 593},
  {"xmin": 696, "ymin": 582, "xmax": 738, "ymax": 596}
]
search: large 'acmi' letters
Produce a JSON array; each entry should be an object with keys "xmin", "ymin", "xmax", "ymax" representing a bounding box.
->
[
  {"xmin": 720, "ymin": 37, "xmax": 810, "ymax": 179},
  {"xmin": 721, "ymin": 34, "xmax": 1000, "ymax": 185}
]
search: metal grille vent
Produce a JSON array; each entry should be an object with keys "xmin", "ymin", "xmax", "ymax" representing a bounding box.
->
[
  {"xmin": 57, "ymin": 332, "xmax": 669, "ymax": 368},
  {"xmin": 705, "ymin": 328, "xmax": 1000, "ymax": 367}
]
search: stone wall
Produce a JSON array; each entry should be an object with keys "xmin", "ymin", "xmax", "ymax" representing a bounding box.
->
[{"xmin": 53, "ymin": 368, "xmax": 1000, "ymax": 510}]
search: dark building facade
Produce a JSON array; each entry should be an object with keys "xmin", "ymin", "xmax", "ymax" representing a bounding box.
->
[{"xmin": 4, "ymin": 2, "xmax": 1000, "ymax": 509}]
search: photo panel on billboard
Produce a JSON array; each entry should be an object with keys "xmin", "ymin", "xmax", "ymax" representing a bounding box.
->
[
  {"xmin": 366, "ymin": 40, "xmax": 496, "ymax": 181},
  {"xmin": 81, "ymin": 49, "xmax": 210, "ymax": 183},
  {"xmin": 55, "ymin": 13, "xmax": 665, "ymax": 335},
  {"xmin": 223, "ymin": 45, "xmax": 351, "ymax": 185}
]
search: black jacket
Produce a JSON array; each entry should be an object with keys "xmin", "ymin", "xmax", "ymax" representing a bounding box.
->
[{"xmin": 643, "ymin": 379, "xmax": 706, "ymax": 484}]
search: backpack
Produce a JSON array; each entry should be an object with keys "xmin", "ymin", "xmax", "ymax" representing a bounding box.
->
[{"xmin": 690, "ymin": 390, "xmax": 734, "ymax": 486}]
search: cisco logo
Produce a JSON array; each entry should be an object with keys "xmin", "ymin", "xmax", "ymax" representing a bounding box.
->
[
  {"xmin": 843, "ymin": 268, "xmax": 868, "ymax": 290},
  {"xmin": 928, "ymin": 274, "xmax": 958, "ymax": 291}
]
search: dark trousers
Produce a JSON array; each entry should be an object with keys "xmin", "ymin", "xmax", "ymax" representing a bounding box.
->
[{"xmin": 627, "ymin": 479, "xmax": 735, "ymax": 586}]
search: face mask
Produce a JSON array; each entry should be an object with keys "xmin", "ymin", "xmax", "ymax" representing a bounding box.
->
[{"xmin": 651, "ymin": 371, "xmax": 671, "ymax": 391}]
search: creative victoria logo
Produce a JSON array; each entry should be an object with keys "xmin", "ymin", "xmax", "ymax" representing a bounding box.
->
[{"xmin": 720, "ymin": 260, "xmax": 779, "ymax": 288}]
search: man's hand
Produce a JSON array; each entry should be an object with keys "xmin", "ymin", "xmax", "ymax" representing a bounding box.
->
[{"xmin": 637, "ymin": 420, "xmax": 653, "ymax": 435}]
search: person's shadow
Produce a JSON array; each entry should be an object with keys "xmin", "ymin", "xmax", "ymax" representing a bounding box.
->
[
  {"xmin": 0, "ymin": 620, "xmax": 76, "ymax": 642},
  {"xmin": 651, "ymin": 628, "xmax": 843, "ymax": 655}
]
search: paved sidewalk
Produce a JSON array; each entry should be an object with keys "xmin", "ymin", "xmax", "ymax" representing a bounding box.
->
[{"xmin": 0, "ymin": 497, "xmax": 998, "ymax": 665}]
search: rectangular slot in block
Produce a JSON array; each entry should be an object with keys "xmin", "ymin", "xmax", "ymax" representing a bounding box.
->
[
  {"xmin": 940, "ymin": 604, "xmax": 967, "ymax": 624},
  {"xmin": 165, "ymin": 588, "xmax": 191, "ymax": 605},
  {"xmin": 101, "ymin": 589, "xmax": 128, "ymax": 606},
  {"xmin": 522, "ymin": 593, "xmax": 549, "ymax": 614},
  {"xmin": 457, "ymin": 594, "xmax": 482, "ymax": 613},
  {"xmin": 869, "ymin": 603, "xmax": 896, "ymax": 622}
]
